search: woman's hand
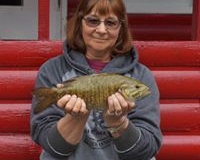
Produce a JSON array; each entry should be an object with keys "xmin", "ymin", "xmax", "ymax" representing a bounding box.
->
[
  {"xmin": 103, "ymin": 92, "xmax": 135, "ymax": 137},
  {"xmin": 55, "ymin": 85, "xmax": 89, "ymax": 144},
  {"xmin": 106, "ymin": 92, "xmax": 135, "ymax": 116},
  {"xmin": 57, "ymin": 94, "xmax": 89, "ymax": 116},
  {"xmin": 56, "ymin": 84, "xmax": 89, "ymax": 116}
]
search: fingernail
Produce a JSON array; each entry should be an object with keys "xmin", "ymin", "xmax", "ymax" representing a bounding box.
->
[{"xmin": 108, "ymin": 110, "xmax": 115, "ymax": 115}]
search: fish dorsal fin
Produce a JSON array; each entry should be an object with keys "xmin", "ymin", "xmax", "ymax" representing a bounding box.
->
[
  {"xmin": 62, "ymin": 78, "xmax": 77, "ymax": 87},
  {"xmin": 61, "ymin": 73, "xmax": 119, "ymax": 87},
  {"xmin": 97, "ymin": 73, "xmax": 117, "ymax": 76},
  {"xmin": 62, "ymin": 74, "xmax": 87, "ymax": 87}
]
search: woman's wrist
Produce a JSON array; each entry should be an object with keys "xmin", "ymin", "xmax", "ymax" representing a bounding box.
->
[
  {"xmin": 105, "ymin": 116, "xmax": 129, "ymax": 138},
  {"xmin": 57, "ymin": 114, "xmax": 89, "ymax": 144}
]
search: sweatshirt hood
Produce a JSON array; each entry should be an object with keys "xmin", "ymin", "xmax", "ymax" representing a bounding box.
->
[{"xmin": 63, "ymin": 40, "xmax": 139, "ymax": 74}]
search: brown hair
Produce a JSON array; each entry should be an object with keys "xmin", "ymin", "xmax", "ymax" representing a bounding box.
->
[{"xmin": 67, "ymin": 0, "xmax": 133, "ymax": 55}]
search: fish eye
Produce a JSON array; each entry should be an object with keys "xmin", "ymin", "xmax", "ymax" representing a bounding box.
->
[{"xmin": 135, "ymin": 85, "xmax": 140, "ymax": 89}]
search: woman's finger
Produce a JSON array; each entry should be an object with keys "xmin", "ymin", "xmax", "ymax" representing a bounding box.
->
[
  {"xmin": 115, "ymin": 92, "xmax": 129, "ymax": 113},
  {"xmin": 127, "ymin": 101, "xmax": 135, "ymax": 111},
  {"xmin": 57, "ymin": 94, "xmax": 71, "ymax": 108},
  {"xmin": 107, "ymin": 95, "xmax": 115, "ymax": 115},
  {"xmin": 64, "ymin": 95, "xmax": 77, "ymax": 114},
  {"xmin": 79, "ymin": 100, "xmax": 88, "ymax": 115},
  {"xmin": 111, "ymin": 94, "xmax": 122, "ymax": 116},
  {"xmin": 71, "ymin": 97, "xmax": 82, "ymax": 116}
]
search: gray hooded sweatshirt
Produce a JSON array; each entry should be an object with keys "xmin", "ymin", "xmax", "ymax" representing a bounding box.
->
[{"xmin": 31, "ymin": 42, "xmax": 162, "ymax": 160}]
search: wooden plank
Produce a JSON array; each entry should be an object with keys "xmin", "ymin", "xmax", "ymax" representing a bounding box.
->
[
  {"xmin": 0, "ymin": 134, "xmax": 200, "ymax": 160},
  {"xmin": 0, "ymin": 41, "xmax": 62, "ymax": 67},
  {"xmin": 0, "ymin": 71, "xmax": 37, "ymax": 100},
  {"xmin": 129, "ymin": 14, "xmax": 191, "ymax": 41},
  {"xmin": 131, "ymin": 25, "xmax": 190, "ymax": 41},
  {"xmin": 135, "ymin": 41, "xmax": 200, "ymax": 67},
  {"xmin": 0, "ymin": 100, "xmax": 200, "ymax": 134},
  {"xmin": 156, "ymin": 135, "xmax": 200, "ymax": 160},
  {"xmin": 0, "ymin": 134, "xmax": 41, "ymax": 160},
  {"xmin": 38, "ymin": 0, "xmax": 50, "ymax": 40},
  {"xmin": 160, "ymin": 99, "xmax": 200, "ymax": 134},
  {"xmin": 192, "ymin": 0, "xmax": 200, "ymax": 40},
  {"xmin": 0, "ymin": 41, "xmax": 200, "ymax": 67},
  {"xmin": 67, "ymin": 0, "xmax": 80, "ymax": 16},
  {"xmin": 0, "ymin": 102, "xmax": 30, "ymax": 133},
  {"xmin": 154, "ymin": 70, "xmax": 200, "ymax": 99}
]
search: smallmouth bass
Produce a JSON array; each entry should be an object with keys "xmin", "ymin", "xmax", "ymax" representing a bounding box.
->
[{"xmin": 32, "ymin": 73, "xmax": 151, "ymax": 114}]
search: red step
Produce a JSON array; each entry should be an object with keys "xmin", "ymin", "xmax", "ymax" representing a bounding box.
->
[
  {"xmin": 0, "ymin": 134, "xmax": 200, "ymax": 160},
  {"xmin": 156, "ymin": 135, "xmax": 200, "ymax": 160},
  {"xmin": 0, "ymin": 100, "xmax": 200, "ymax": 134},
  {"xmin": 0, "ymin": 41, "xmax": 200, "ymax": 67},
  {"xmin": 0, "ymin": 134, "xmax": 41, "ymax": 160}
]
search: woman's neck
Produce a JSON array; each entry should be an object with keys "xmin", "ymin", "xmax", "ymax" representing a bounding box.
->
[
  {"xmin": 85, "ymin": 50, "xmax": 112, "ymax": 63},
  {"xmin": 86, "ymin": 58, "xmax": 109, "ymax": 73}
]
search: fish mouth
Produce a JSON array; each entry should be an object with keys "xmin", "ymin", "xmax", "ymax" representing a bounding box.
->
[
  {"xmin": 134, "ymin": 87, "xmax": 151, "ymax": 100},
  {"xmin": 143, "ymin": 87, "xmax": 151, "ymax": 96}
]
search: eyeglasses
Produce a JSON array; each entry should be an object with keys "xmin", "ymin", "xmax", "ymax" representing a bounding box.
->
[{"xmin": 82, "ymin": 16, "xmax": 122, "ymax": 30}]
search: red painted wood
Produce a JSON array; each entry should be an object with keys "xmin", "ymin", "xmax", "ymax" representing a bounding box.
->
[
  {"xmin": 0, "ymin": 134, "xmax": 200, "ymax": 160},
  {"xmin": 0, "ymin": 102, "xmax": 30, "ymax": 133},
  {"xmin": 131, "ymin": 25, "xmax": 191, "ymax": 41},
  {"xmin": 154, "ymin": 70, "xmax": 200, "ymax": 99},
  {"xmin": 0, "ymin": 70, "xmax": 199, "ymax": 100},
  {"xmin": 0, "ymin": 41, "xmax": 62, "ymax": 67},
  {"xmin": 129, "ymin": 14, "xmax": 191, "ymax": 41},
  {"xmin": 38, "ymin": 0, "xmax": 50, "ymax": 40},
  {"xmin": 129, "ymin": 14, "xmax": 191, "ymax": 26},
  {"xmin": 0, "ymin": 134, "xmax": 41, "ymax": 160},
  {"xmin": 0, "ymin": 100, "xmax": 200, "ymax": 134},
  {"xmin": 192, "ymin": 0, "xmax": 200, "ymax": 40},
  {"xmin": 156, "ymin": 135, "xmax": 200, "ymax": 160},
  {"xmin": 0, "ymin": 71, "xmax": 37, "ymax": 100},
  {"xmin": 134, "ymin": 41, "xmax": 200, "ymax": 67},
  {"xmin": 67, "ymin": 0, "xmax": 80, "ymax": 16},
  {"xmin": 0, "ymin": 41, "xmax": 200, "ymax": 67},
  {"xmin": 160, "ymin": 99, "xmax": 200, "ymax": 134}
]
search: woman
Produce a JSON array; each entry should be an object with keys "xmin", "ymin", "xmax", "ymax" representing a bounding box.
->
[{"xmin": 31, "ymin": 0, "xmax": 162, "ymax": 159}]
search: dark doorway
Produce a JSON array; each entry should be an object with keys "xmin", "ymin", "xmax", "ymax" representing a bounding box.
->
[{"xmin": 0, "ymin": 0, "xmax": 23, "ymax": 6}]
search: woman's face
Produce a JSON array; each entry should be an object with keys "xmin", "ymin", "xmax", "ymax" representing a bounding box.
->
[{"xmin": 82, "ymin": 10, "xmax": 121, "ymax": 60}]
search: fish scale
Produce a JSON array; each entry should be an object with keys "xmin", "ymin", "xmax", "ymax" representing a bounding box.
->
[
  {"xmin": 89, "ymin": 76, "xmax": 105, "ymax": 110},
  {"xmin": 32, "ymin": 73, "xmax": 151, "ymax": 114}
]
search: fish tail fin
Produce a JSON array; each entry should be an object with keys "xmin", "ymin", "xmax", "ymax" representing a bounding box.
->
[{"xmin": 32, "ymin": 87, "xmax": 58, "ymax": 114}]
